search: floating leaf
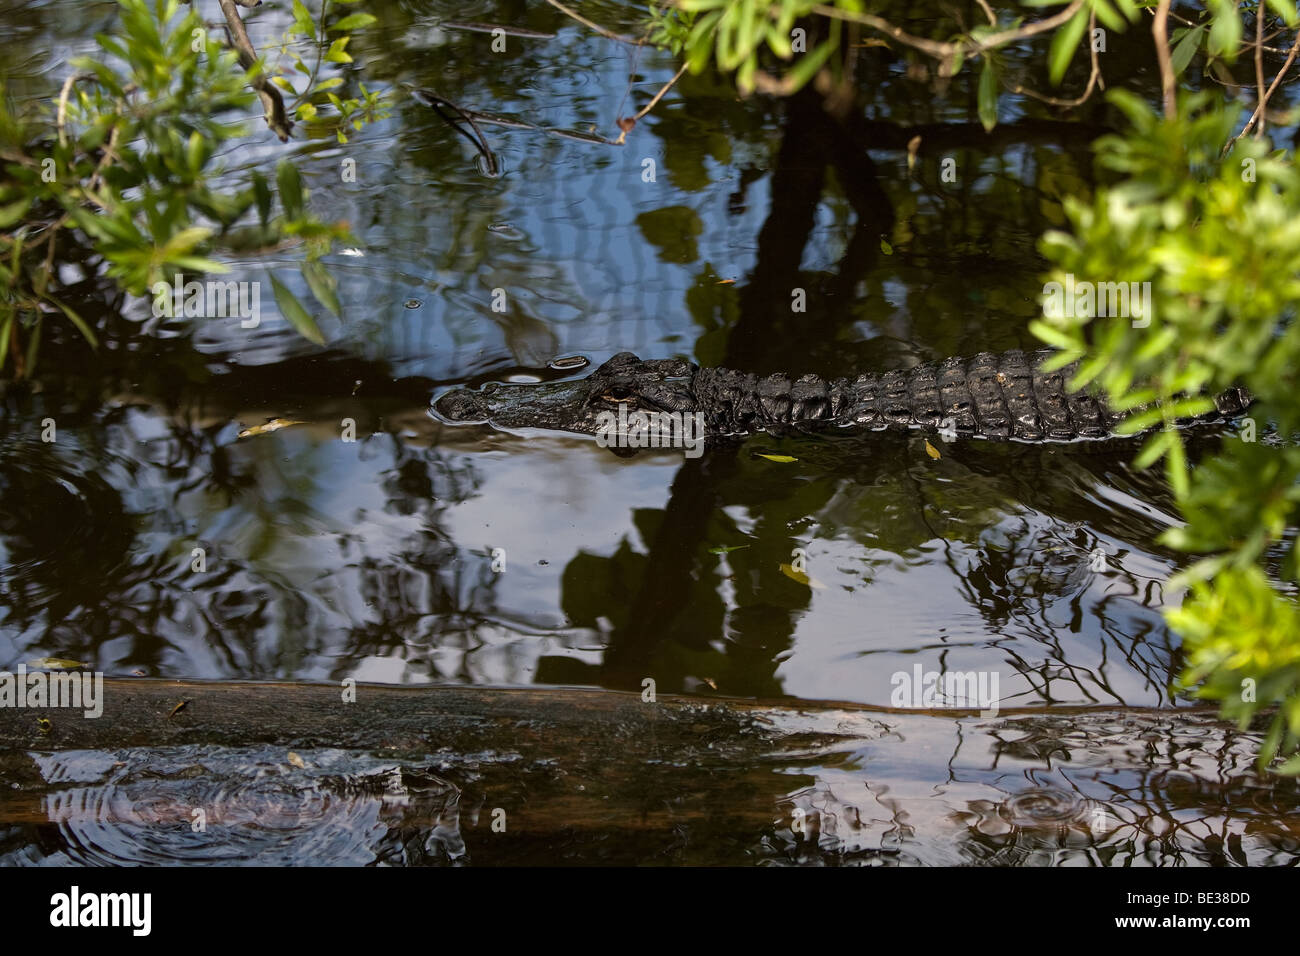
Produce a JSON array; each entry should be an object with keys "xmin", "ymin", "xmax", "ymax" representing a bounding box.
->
[
  {"xmin": 168, "ymin": 700, "xmax": 190, "ymax": 719},
  {"xmin": 27, "ymin": 658, "xmax": 87, "ymax": 670},
  {"xmin": 237, "ymin": 418, "xmax": 309, "ymax": 440},
  {"xmin": 708, "ymin": 544, "xmax": 750, "ymax": 554},
  {"xmin": 925, "ymin": 439, "xmax": 941, "ymax": 459},
  {"xmin": 880, "ymin": 238, "xmax": 893, "ymax": 254},
  {"xmin": 288, "ymin": 751, "xmax": 307, "ymax": 769},
  {"xmin": 757, "ymin": 453, "xmax": 798, "ymax": 463},
  {"xmin": 779, "ymin": 563, "xmax": 827, "ymax": 589}
]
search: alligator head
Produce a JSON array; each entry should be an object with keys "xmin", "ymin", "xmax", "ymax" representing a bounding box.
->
[{"xmin": 433, "ymin": 353, "xmax": 699, "ymax": 436}]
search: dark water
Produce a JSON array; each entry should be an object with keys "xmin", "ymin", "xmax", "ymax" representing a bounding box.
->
[{"xmin": 1, "ymin": 0, "xmax": 1296, "ymax": 865}]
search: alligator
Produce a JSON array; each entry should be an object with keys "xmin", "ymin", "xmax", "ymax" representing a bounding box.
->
[{"xmin": 432, "ymin": 349, "xmax": 1253, "ymax": 443}]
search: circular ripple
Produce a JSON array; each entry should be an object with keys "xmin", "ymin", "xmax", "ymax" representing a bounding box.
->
[
  {"xmin": 30, "ymin": 749, "xmax": 463, "ymax": 866},
  {"xmin": 998, "ymin": 788, "xmax": 1088, "ymax": 829}
]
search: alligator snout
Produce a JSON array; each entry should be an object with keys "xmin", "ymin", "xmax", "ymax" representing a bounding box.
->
[{"xmin": 433, "ymin": 387, "xmax": 490, "ymax": 422}]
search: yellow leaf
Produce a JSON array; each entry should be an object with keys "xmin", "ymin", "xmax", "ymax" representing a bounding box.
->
[
  {"xmin": 758, "ymin": 453, "xmax": 798, "ymax": 463},
  {"xmin": 925, "ymin": 439, "xmax": 941, "ymax": 459},
  {"xmin": 288, "ymin": 752, "xmax": 306, "ymax": 769},
  {"xmin": 779, "ymin": 563, "xmax": 827, "ymax": 589},
  {"xmin": 238, "ymin": 418, "xmax": 308, "ymax": 439},
  {"xmin": 27, "ymin": 658, "xmax": 87, "ymax": 670}
]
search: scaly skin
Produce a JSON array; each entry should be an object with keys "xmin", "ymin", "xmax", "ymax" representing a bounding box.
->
[{"xmin": 433, "ymin": 350, "xmax": 1253, "ymax": 442}]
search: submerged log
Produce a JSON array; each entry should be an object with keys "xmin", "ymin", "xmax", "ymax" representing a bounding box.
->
[{"xmin": 0, "ymin": 679, "xmax": 1293, "ymax": 866}]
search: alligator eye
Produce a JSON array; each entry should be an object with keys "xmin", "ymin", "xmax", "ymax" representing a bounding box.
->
[{"xmin": 603, "ymin": 387, "xmax": 635, "ymax": 403}]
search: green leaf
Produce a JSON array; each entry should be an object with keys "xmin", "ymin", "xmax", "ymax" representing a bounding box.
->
[
  {"xmin": 782, "ymin": 38, "xmax": 835, "ymax": 93},
  {"xmin": 292, "ymin": 0, "xmax": 317, "ymax": 38},
  {"xmin": 0, "ymin": 311, "xmax": 13, "ymax": 372},
  {"xmin": 301, "ymin": 260, "xmax": 341, "ymax": 317},
  {"xmin": 1028, "ymin": 320, "xmax": 1081, "ymax": 352},
  {"xmin": 277, "ymin": 160, "xmax": 305, "ymax": 221},
  {"xmin": 251, "ymin": 171, "xmax": 273, "ymax": 227},
  {"xmin": 43, "ymin": 296, "xmax": 98, "ymax": 348},
  {"xmin": 0, "ymin": 198, "xmax": 32, "ymax": 230},
  {"xmin": 270, "ymin": 273, "xmax": 326, "ymax": 345},
  {"xmin": 1207, "ymin": 0, "xmax": 1242, "ymax": 62},
  {"xmin": 977, "ymin": 58, "xmax": 998, "ymax": 132},
  {"xmin": 1048, "ymin": 5, "xmax": 1089, "ymax": 86},
  {"xmin": 1267, "ymin": 0, "xmax": 1299, "ymax": 27},
  {"xmin": 1171, "ymin": 23, "xmax": 1207, "ymax": 75},
  {"xmin": 1090, "ymin": 0, "xmax": 1126, "ymax": 33},
  {"xmin": 325, "ymin": 37, "xmax": 353, "ymax": 63},
  {"xmin": 329, "ymin": 13, "xmax": 378, "ymax": 32}
]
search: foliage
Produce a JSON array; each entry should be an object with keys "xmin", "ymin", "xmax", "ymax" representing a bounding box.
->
[
  {"xmin": 650, "ymin": 0, "xmax": 834, "ymax": 95},
  {"xmin": 0, "ymin": 0, "xmax": 389, "ymax": 372},
  {"xmin": 647, "ymin": 0, "xmax": 1142, "ymax": 105},
  {"xmin": 275, "ymin": 0, "xmax": 390, "ymax": 142},
  {"xmin": 1031, "ymin": 90, "xmax": 1300, "ymax": 768}
]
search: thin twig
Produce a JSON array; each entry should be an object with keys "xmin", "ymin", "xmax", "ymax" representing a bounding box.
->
[
  {"xmin": 974, "ymin": 0, "xmax": 997, "ymax": 28},
  {"xmin": 1225, "ymin": 30, "xmax": 1300, "ymax": 153},
  {"xmin": 409, "ymin": 88, "xmax": 500, "ymax": 175},
  {"xmin": 544, "ymin": 0, "xmax": 642, "ymax": 44},
  {"xmin": 56, "ymin": 73, "xmax": 91, "ymax": 148},
  {"xmin": 1010, "ymin": 11, "xmax": 1102, "ymax": 108},
  {"xmin": 615, "ymin": 62, "xmax": 688, "ymax": 144},
  {"xmin": 1255, "ymin": 8, "xmax": 1267, "ymax": 137}
]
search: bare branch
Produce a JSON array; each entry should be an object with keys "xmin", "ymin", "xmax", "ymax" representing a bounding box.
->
[
  {"xmin": 1255, "ymin": 9, "xmax": 1267, "ymax": 137},
  {"xmin": 1152, "ymin": 0, "xmax": 1177, "ymax": 119},
  {"xmin": 217, "ymin": 0, "xmax": 292, "ymax": 142},
  {"xmin": 615, "ymin": 62, "xmax": 688, "ymax": 144},
  {"xmin": 1010, "ymin": 11, "xmax": 1102, "ymax": 109},
  {"xmin": 1226, "ymin": 30, "xmax": 1300, "ymax": 153}
]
